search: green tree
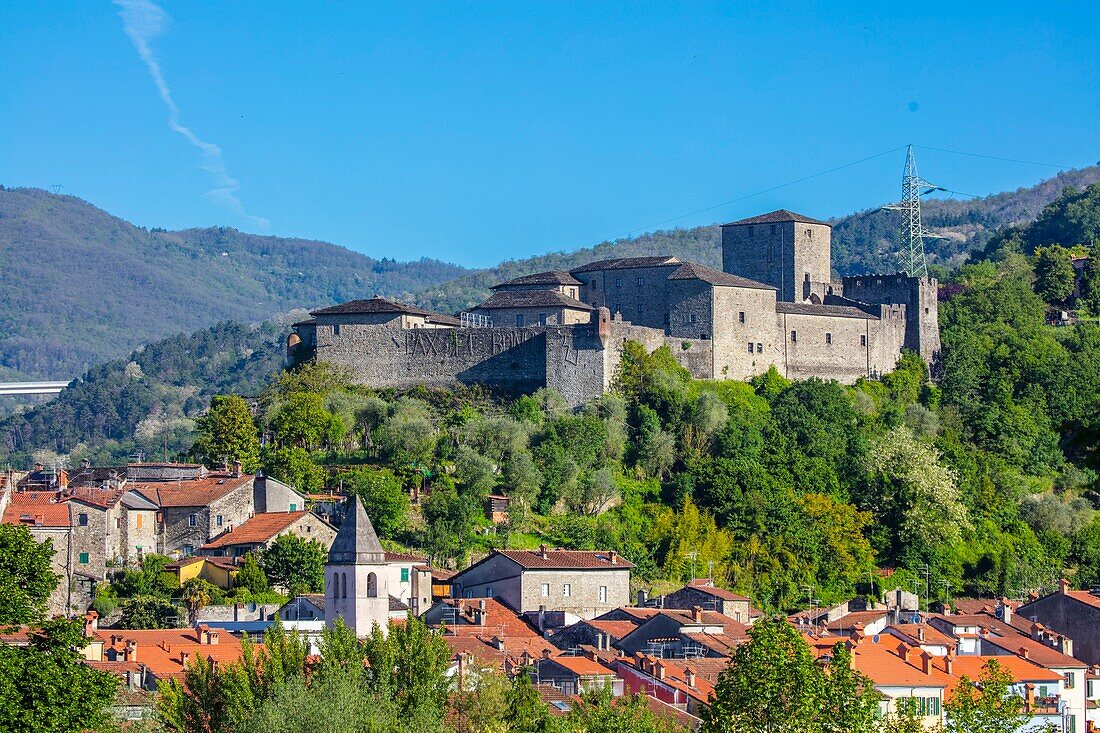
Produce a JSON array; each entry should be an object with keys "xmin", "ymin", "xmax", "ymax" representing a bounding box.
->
[
  {"xmin": 422, "ymin": 480, "xmax": 477, "ymax": 565},
  {"xmin": 261, "ymin": 534, "xmax": 326, "ymax": 594},
  {"xmin": 563, "ymin": 685, "xmax": 678, "ymax": 733},
  {"xmin": 0, "ymin": 619, "xmax": 118, "ymax": 733},
  {"xmin": 944, "ymin": 659, "xmax": 1026, "ymax": 733},
  {"xmin": 181, "ymin": 577, "xmax": 217, "ymax": 626},
  {"xmin": 157, "ymin": 652, "xmax": 255, "ymax": 733},
  {"xmin": 344, "ymin": 466, "xmax": 410, "ymax": 539},
  {"xmin": 240, "ymin": 672, "xmax": 399, "ymax": 733},
  {"xmin": 702, "ymin": 616, "xmax": 822, "ymax": 733},
  {"xmin": 235, "ymin": 552, "xmax": 270, "ymax": 595},
  {"xmin": 271, "ymin": 392, "xmax": 345, "ymax": 450},
  {"xmin": 1033, "ymin": 245, "xmax": 1076, "ymax": 303},
  {"xmin": 362, "ymin": 614, "xmax": 452, "ymax": 732},
  {"xmin": 505, "ymin": 669, "xmax": 557, "ymax": 733},
  {"xmin": 194, "ymin": 395, "xmax": 261, "ymax": 472},
  {"xmin": 264, "ymin": 445, "xmax": 327, "ymax": 493},
  {"xmin": 819, "ymin": 643, "xmax": 881, "ymax": 733},
  {"xmin": 1080, "ymin": 254, "xmax": 1100, "ymax": 314},
  {"xmin": 118, "ymin": 595, "xmax": 180, "ymax": 629},
  {"xmin": 0, "ymin": 523, "xmax": 58, "ymax": 624}
]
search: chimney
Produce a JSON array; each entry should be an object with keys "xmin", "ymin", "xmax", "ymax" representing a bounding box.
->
[
  {"xmin": 1061, "ymin": 637, "xmax": 1074, "ymax": 658},
  {"xmin": 232, "ymin": 460, "xmax": 242, "ymax": 477},
  {"xmin": 1060, "ymin": 578, "xmax": 1071, "ymax": 595},
  {"xmin": 538, "ymin": 605, "xmax": 546, "ymax": 633},
  {"xmin": 608, "ymin": 550, "xmax": 617, "ymax": 565},
  {"xmin": 494, "ymin": 637, "xmax": 505, "ymax": 652},
  {"xmin": 637, "ymin": 589, "xmax": 648, "ymax": 607},
  {"xmin": 539, "ymin": 545, "xmax": 549, "ymax": 560},
  {"xmin": 1019, "ymin": 647, "xmax": 1030, "ymax": 660},
  {"xmin": 655, "ymin": 661, "xmax": 666, "ymax": 681},
  {"xmin": 917, "ymin": 626, "xmax": 925, "ymax": 642},
  {"xmin": 943, "ymin": 653, "xmax": 954, "ymax": 675},
  {"xmin": 685, "ymin": 667, "xmax": 696, "ymax": 689},
  {"xmin": 124, "ymin": 642, "xmax": 138, "ymax": 663},
  {"xmin": 998, "ymin": 599, "xmax": 1013, "ymax": 625},
  {"xmin": 83, "ymin": 611, "xmax": 99, "ymax": 637},
  {"xmin": 542, "ymin": 648, "xmax": 552, "ymax": 659},
  {"xmin": 180, "ymin": 651, "xmax": 191, "ymax": 666},
  {"xmin": 691, "ymin": 606, "xmax": 703, "ymax": 622},
  {"xmin": 920, "ymin": 651, "xmax": 932, "ymax": 675},
  {"xmin": 1030, "ymin": 622, "xmax": 1044, "ymax": 641}
]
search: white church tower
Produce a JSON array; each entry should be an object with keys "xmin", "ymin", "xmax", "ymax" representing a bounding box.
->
[{"xmin": 325, "ymin": 495, "xmax": 390, "ymax": 637}]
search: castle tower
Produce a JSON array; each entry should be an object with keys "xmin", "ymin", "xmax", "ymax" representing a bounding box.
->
[
  {"xmin": 721, "ymin": 210, "xmax": 832, "ymax": 303},
  {"xmin": 326, "ymin": 495, "xmax": 390, "ymax": 637}
]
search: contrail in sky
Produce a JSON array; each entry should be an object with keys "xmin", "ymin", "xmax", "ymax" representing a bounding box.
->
[{"xmin": 113, "ymin": 0, "xmax": 269, "ymax": 228}]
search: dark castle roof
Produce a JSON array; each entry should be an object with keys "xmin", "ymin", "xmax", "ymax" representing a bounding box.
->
[
  {"xmin": 310, "ymin": 296, "xmax": 460, "ymax": 325},
  {"xmin": 328, "ymin": 495, "xmax": 386, "ymax": 565},
  {"xmin": 492, "ymin": 271, "xmax": 582, "ymax": 289},
  {"xmin": 775, "ymin": 301, "xmax": 879, "ymax": 320},
  {"xmin": 667, "ymin": 262, "xmax": 775, "ymax": 290},
  {"xmin": 571, "ymin": 256, "xmax": 681, "ymax": 273},
  {"xmin": 475, "ymin": 290, "xmax": 593, "ymax": 311},
  {"xmin": 721, "ymin": 209, "xmax": 827, "ymax": 227}
]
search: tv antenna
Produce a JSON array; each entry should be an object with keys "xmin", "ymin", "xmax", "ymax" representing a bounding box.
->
[{"xmin": 882, "ymin": 145, "xmax": 945, "ymax": 278}]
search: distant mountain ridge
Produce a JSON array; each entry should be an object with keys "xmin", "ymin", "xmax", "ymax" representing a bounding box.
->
[
  {"xmin": 410, "ymin": 164, "xmax": 1100, "ymax": 314},
  {"xmin": 0, "ymin": 186, "xmax": 468, "ymax": 378}
]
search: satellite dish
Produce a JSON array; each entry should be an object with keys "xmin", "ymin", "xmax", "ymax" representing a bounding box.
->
[{"xmin": 872, "ymin": 635, "xmax": 880, "ymax": 643}]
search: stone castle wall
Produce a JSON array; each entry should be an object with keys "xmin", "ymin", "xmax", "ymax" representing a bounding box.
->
[{"xmin": 840, "ymin": 274, "xmax": 941, "ymax": 362}]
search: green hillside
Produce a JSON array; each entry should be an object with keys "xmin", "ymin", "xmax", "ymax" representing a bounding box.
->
[
  {"xmin": 412, "ymin": 165, "xmax": 1100, "ymax": 314},
  {"xmin": 0, "ymin": 186, "xmax": 467, "ymax": 378}
]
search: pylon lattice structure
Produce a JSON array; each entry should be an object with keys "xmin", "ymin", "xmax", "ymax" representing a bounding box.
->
[{"xmin": 882, "ymin": 145, "xmax": 942, "ymax": 278}]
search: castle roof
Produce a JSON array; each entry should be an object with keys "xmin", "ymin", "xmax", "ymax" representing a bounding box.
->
[
  {"xmin": 328, "ymin": 495, "xmax": 386, "ymax": 565},
  {"xmin": 571, "ymin": 256, "xmax": 681, "ymax": 273},
  {"xmin": 310, "ymin": 296, "xmax": 460, "ymax": 326},
  {"xmin": 775, "ymin": 301, "xmax": 880, "ymax": 320},
  {"xmin": 667, "ymin": 262, "xmax": 775, "ymax": 290},
  {"xmin": 721, "ymin": 209, "xmax": 828, "ymax": 227},
  {"xmin": 474, "ymin": 290, "xmax": 593, "ymax": 311},
  {"xmin": 491, "ymin": 271, "xmax": 582, "ymax": 289}
]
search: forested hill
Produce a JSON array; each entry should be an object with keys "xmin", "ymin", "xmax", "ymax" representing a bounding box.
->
[
  {"xmin": 0, "ymin": 186, "xmax": 468, "ymax": 379},
  {"xmin": 411, "ymin": 164, "xmax": 1100, "ymax": 314}
]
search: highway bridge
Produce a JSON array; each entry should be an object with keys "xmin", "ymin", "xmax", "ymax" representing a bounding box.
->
[{"xmin": 0, "ymin": 381, "xmax": 72, "ymax": 396}]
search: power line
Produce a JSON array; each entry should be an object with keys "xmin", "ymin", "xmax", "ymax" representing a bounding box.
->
[{"xmin": 913, "ymin": 145, "xmax": 1076, "ymax": 170}]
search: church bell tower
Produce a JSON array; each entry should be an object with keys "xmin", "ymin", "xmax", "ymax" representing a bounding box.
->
[{"xmin": 325, "ymin": 495, "xmax": 390, "ymax": 637}]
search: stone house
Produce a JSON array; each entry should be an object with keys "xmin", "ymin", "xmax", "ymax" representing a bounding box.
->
[
  {"xmin": 531, "ymin": 653, "xmax": 622, "ymax": 697},
  {"xmin": 470, "ymin": 289, "xmax": 594, "ymax": 327},
  {"xmin": 615, "ymin": 608, "xmax": 749, "ymax": 658},
  {"xmin": 1018, "ymin": 580, "xmax": 1100, "ymax": 665},
  {"xmin": 661, "ymin": 579, "xmax": 752, "ymax": 622},
  {"xmin": 549, "ymin": 618, "xmax": 645, "ymax": 652},
  {"xmin": 197, "ymin": 510, "xmax": 336, "ymax": 557},
  {"xmin": 131, "ymin": 472, "xmax": 256, "ymax": 556},
  {"xmin": 448, "ymin": 547, "xmax": 633, "ymax": 620},
  {"xmin": 253, "ymin": 474, "xmax": 307, "ymax": 513}
]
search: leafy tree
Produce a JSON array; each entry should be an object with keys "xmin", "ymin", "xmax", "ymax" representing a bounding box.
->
[
  {"xmin": 1080, "ymin": 254, "xmax": 1100, "ymax": 314},
  {"xmin": 261, "ymin": 534, "xmax": 326, "ymax": 594},
  {"xmin": 235, "ymin": 552, "xmax": 270, "ymax": 595},
  {"xmin": 0, "ymin": 524, "xmax": 58, "ymax": 624},
  {"xmin": 1033, "ymin": 245, "xmax": 1076, "ymax": 303},
  {"xmin": 157, "ymin": 650, "xmax": 255, "ymax": 733},
  {"xmin": 944, "ymin": 659, "xmax": 1026, "ymax": 733},
  {"xmin": 562, "ymin": 685, "xmax": 679, "ymax": 733},
  {"xmin": 361, "ymin": 614, "xmax": 452, "ymax": 731},
  {"xmin": 181, "ymin": 577, "xmax": 218, "ymax": 626},
  {"xmin": 240, "ymin": 671, "xmax": 399, "ymax": 733},
  {"xmin": 886, "ymin": 697, "xmax": 925, "ymax": 733},
  {"xmin": 422, "ymin": 480, "xmax": 477, "ymax": 565},
  {"xmin": 118, "ymin": 595, "xmax": 180, "ymax": 629},
  {"xmin": 344, "ymin": 466, "xmax": 410, "ymax": 539},
  {"xmin": 264, "ymin": 445, "xmax": 326, "ymax": 493},
  {"xmin": 271, "ymin": 392, "xmax": 345, "ymax": 450},
  {"xmin": 0, "ymin": 619, "xmax": 119, "ymax": 733},
  {"xmin": 702, "ymin": 616, "xmax": 822, "ymax": 733},
  {"xmin": 505, "ymin": 669, "xmax": 557, "ymax": 733},
  {"xmin": 819, "ymin": 643, "xmax": 881, "ymax": 733},
  {"xmin": 194, "ymin": 395, "xmax": 261, "ymax": 472}
]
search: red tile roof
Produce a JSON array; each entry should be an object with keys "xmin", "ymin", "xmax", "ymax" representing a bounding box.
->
[
  {"xmin": 548, "ymin": 654, "xmax": 616, "ymax": 677},
  {"xmin": 92, "ymin": 627, "xmax": 245, "ymax": 681},
  {"xmin": 2, "ymin": 491, "xmax": 71, "ymax": 528},
  {"xmin": 133, "ymin": 473, "xmax": 253, "ymax": 508},
  {"xmin": 491, "ymin": 548, "xmax": 634, "ymax": 570},
  {"xmin": 584, "ymin": 620, "xmax": 643, "ymax": 640},
  {"xmin": 199, "ymin": 511, "xmax": 316, "ymax": 549},
  {"xmin": 385, "ymin": 551, "xmax": 428, "ymax": 563}
]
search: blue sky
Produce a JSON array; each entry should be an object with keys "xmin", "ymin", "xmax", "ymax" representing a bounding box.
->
[{"xmin": 2, "ymin": 2, "xmax": 1098, "ymax": 267}]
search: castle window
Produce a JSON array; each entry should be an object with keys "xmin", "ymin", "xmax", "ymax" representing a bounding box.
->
[
  {"xmin": 738, "ymin": 311, "xmax": 745, "ymax": 323},
  {"xmin": 516, "ymin": 314, "xmax": 525, "ymax": 327},
  {"xmin": 826, "ymin": 333, "xmax": 832, "ymax": 344},
  {"xmin": 747, "ymin": 342, "xmax": 754, "ymax": 353},
  {"xmin": 860, "ymin": 334, "xmax": 867, "ymax": 347},
  {"xmin": 748, "ymin": 226, "xmax": 754, "ymax": 236},
  {"xmin": 341, "ymin": 572, "xmax": 348, "ymax": 598},
  {"xmin": 770, "ymin": 224, "xmax": 777, "ymax": 234},
  {"xmin": 615, "ymin": 278, "xmax": 623, "ymax": 288},
  {"xmin": 664, "ymin": 313, "xmax": 670, "ymax": 325},
  {"xmin": 806, "ymin": 228, "xmax": 813, "ymax": 238},
  {"xmin": 333, "ymin": 323, "xmax": 340, "ymax": 336},
  {"xmin": 925, "ymin": 307, "xmax": 930, "ymax": 314},
  {"xmin": 791, "ymin": 330, "xmax": 797, "ymax": 343},
  {"xmin": 689, "ymin": 314, "xmax": 697, "ymax": 323},
  {"xmin": 637, "ymin": 277, "xmax": 644, "ymax": 286}
]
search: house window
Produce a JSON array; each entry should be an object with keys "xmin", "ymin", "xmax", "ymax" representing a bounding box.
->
[
  {"xmin": 747, "ymin": 342, "xmax": 754, "ymax": 353},
  {"xmin": 333, "ymin": 323, "xmax": 341, "ymax": 336},
  {"xmin": 1066, "ymin": 671, "xmax": 1076, "ymax": 689},
  {"xmin": 860, "ymin": 334, "xmax": 867, "ymax": 347},
  {"xmin": 806, "ymin": 228, "xmax": 813, "ymax": 239},
  {"xmin": 516, "ymin": 314, "xmax": 526, "ymax": 327},
  {"xmin": 738, "ymin": 311, "xmax": 745, "ymax": 323},
  {"xmin": 216, "ymin": 515, "xmax": 223, "ymax": 527},
  {"xmin": 78, "ymin": 552, "xmax": 89, "ymax": 564},
  {"xmin": 756, "ymin": 343, "xmax": 763, "ymax": 353},
  {"xmin": 825, "ymin": 333, "xmax": 832, "ymax": 345},
  {"xmin": 289, "ymin": 503, "xmax": 297, "ymax": 511},
  {"xmin": 791, "ymin": 330, "xmax": 797, "ymax": 343},
  {"xmin": 486, "ymin": 585, "xmax": 493, "ymax": 597},
  {"xmin": 183, "ymin": 545, "xmax": 194, "ymax": 555},
  {"xmin": 916, "ymin": 697, "xmax": 940, "ymax": 716},
  {"xmin": 541, "ymin": 584, "xmax": 550, "ymax": 597},
  {"xmin": 116, "ymin": 517, "xmax": 122, "ymax": 529},
  {"xmin": 537, "ymin": 313, "xmax": 547, "ymax": 325},
  {"xmin": 188, "ymin": 514, "xmax": 198, "ymax": 527},
  {"xmin": 563, "ymin": 583, "xmax": 571, "ymax": 597},
  {"xmin": 401, "ymin": 568, "xmax": 410, "ymax": 583},
  {"xmin": 599, "ymin": 586, "xmax": 608, "ymax": 603},
  {"xmin": 136, "ymin": 514, "xmax": 143, "ymax": 529},
  {"xmin": 78, "ymin": 513, "xmax": 88, "ymax": 527}
]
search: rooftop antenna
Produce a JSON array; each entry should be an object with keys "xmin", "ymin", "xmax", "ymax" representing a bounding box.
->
[{"xmin": 882, "ymin": 145, "xmax": 945, "ymax": 278}]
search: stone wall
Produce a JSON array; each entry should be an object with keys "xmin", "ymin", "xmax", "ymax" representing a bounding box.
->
[
  {"xmin": 840, "ymin": 274, "xmax": 941, "ymax": 363},
  {"xmin": 722, "ymin": 221, "xmax": 832, "ymax": 303},
  {"xmin": 710, "ymin": 286, "xmax": 781, "ymax": 380},
  {"xmin": 255, "ymin": 476, "xmax": 305, "ymax": 513},
  {"xmin": 518, "ymin": 568, "xmax": 631, "ymax": 619},
  {"xmin": 121, "ymin": 508, "xmax": 157, "ymax": 561},
  {"xmin": 160, "ymin": 481, "xmax": 255, "ymax": 556},
  {"xmin": 792, "ymin": 222, "xmax": 833, "ymax": 297},
  {"xmin": 667, "ymin": 278, "xmax": 714, "ymax": 339},
  {"xmin": 69, "ymin": 501, "xmax": 110, "ymax": 580},
  {"xmin": 573, "ymin": 264, "xmax": 681, "ymax": 329}
]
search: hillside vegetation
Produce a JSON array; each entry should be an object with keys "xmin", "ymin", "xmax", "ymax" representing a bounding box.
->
[
  {"xmin": 412, "ymin": 165, "xmax": 1100, "ymax": 314},
  {"xmin": 0, "ymin": 186, "xmax": 466, "ymax": 378}
]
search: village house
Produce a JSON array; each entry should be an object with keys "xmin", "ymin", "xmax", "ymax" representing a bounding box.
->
[
  {"xmin": 531, "ymin": 652, "xmax": 622, "ymax": 696},
  {"xmin": 660, "ymin": 578, "xmax": 753, "ymax": 622},
  {"xmin": 197, "ymin": 510, "xmax": 337, "ymax": 558},
  {"xmin": 615, "ymin": 652, "xmax": 726, "ymax": 721},
  {"xmin": 448, "ymin": 546, "xmax": 632, "ymax": 619},
  {"xmin": 615, "ymin": 607, "xmax": 750, "ymax": 658},
  {"xmin": 1018, "ymin": 580, "xmax": 1100, "ymax": 665}
]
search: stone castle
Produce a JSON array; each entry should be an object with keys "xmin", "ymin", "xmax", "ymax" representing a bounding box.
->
[{"xmin": 288, "ymin": 209, "xmax": 940, "ymax": 406}]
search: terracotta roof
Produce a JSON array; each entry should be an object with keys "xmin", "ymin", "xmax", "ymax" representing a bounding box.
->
[
  {"xmin": 132, "ymin": 473, "xmax": 253, "ymax": 508},
  {"xmin": 825, "ymin": 610, "xmax": 889, "ymax": 631},
  {"xmin": 547, "ymin": 654, "xmax": 616, "ymax": 677},
  {"xmin": 722, "ymin": 209, "xmax": 828, "ymax": 227},
  {"xmin": 199, "ymin": 511, "xmax": 317, "ymax": 550},
  {"xmin": 667, "ymin": 262, "xmax": 775, "ymax": 290},
  {"xmin": 92, "ymin": 627, "xmax": 245, "ymax": 682},
  {"xmin": 619, "ymin": 653, "xmax": 716, "ymax": 702},
  {"xmin": 473, "ymin": 290, "xmax": 593, "ymax": 311},
  {"xmin": 682, "ymin": 578, "xmax": 751, "ymax": 602},
  {"xmin": 492, "ymin": 271, "xmax": 582, "ymax": 289},
  {"xmin": 776, "ymin": 301, "xmax": 880, "ymax": 320},
  {"xmin": 438, "ymin": 598, "xmax": 543, "ymax": 638},
  {"xmin": 838, "ymin": 639, "xmax": 952, "ymax": 688},
  {"xmin": 310, "ymin": 296, "xmax": 460, "ymax": 325},
  {"xmin": 584, "ymin": 620, "xmax": 642, "ymax": 640},
  {"xmin": 886, "ymin": 623, "xmax": 955, "ymax": 647},
  {"xmin": 60, "ymin": 485, "xmax": 125, "ymax": 508},
  {"xmin": 2, "ymin": 491, "xmax": 71, "ymax": 528},
  {"xmin": 949, "ymin": 655, "xmax": 1064, "ymax": 685},
  {"xmin": 950, "ymin": 598, "xmax": 1017, "ymax": 615},
  {"xmin": 488, "ymin": 548, "xmax": 634, "ymax": 570},
  {"xmin": 571, "ymin": 256, "xmax": 681, "ymax": 273}
]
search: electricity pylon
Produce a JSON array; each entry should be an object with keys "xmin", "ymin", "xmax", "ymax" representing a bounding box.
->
[{"xmin": 882, "ymin": 145, "xmax": 944, "ymax": 278}]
